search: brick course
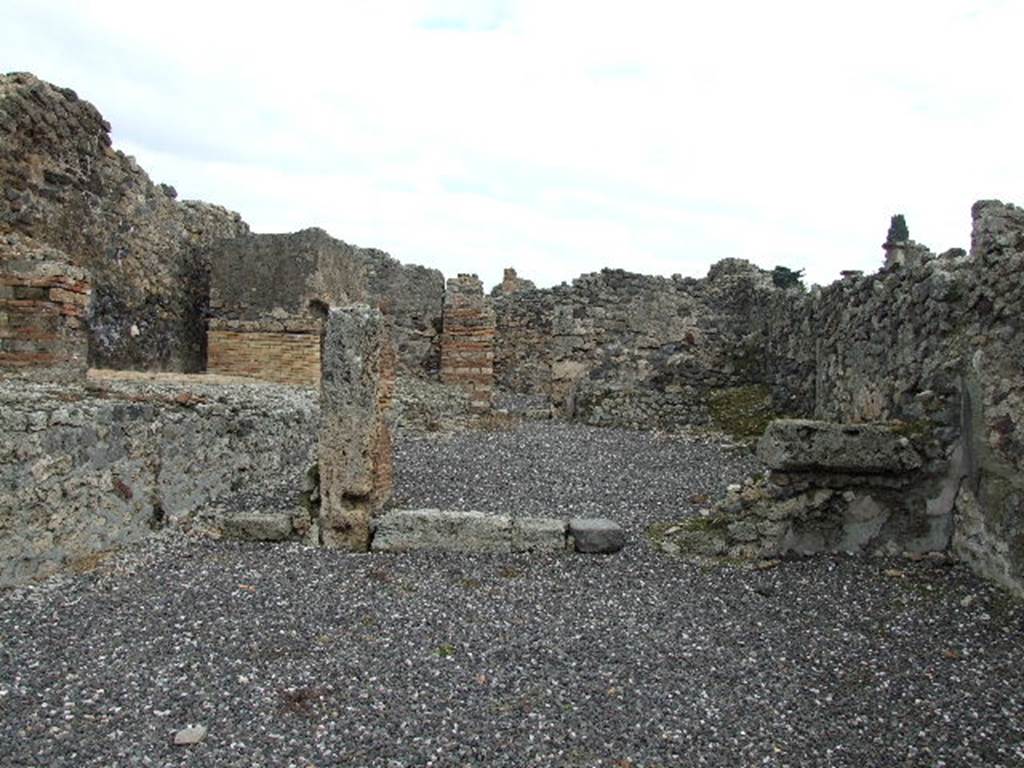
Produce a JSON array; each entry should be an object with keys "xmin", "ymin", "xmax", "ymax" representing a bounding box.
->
[
  {"xmin": 0, "ymin": 261, "xmax": 90, "ymax": 380},
  {"xmin": 207, "ymin": 328, "xmax": 321, "ymax": 387},
  {"xmin": 439, "ymin": 274, "xmax": 494, "ymax": 411}
]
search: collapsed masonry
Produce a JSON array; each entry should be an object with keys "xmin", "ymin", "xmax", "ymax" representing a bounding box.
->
[{"xmin": 1, "ymin": 72, "xmax": 1023, "ymax": 596}]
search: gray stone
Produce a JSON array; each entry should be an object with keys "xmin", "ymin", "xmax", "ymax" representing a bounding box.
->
[
  {"xmin": 757, "ymin": 419, "xmax": 922, "ymax": 474},
  {"xmin": 372, "ymin": 509, "xmax": 512, "ymax": 553},
  {"xmin": 511, "ymin": 517, "xmax": 567, "ymax": 552},
  {"xmin": 173, "ymin": 725, "xmax": 207, "ymax": 746},
  {"xmin": 318, "ymin": 306, "xmax": 394, "ymax": 552},
  {"xmin": 568, "ymin": 518, "xmax": 625, "ymax": 554},
  {"xmin": 222, "ymin": 513, "xmax": 293, "ymax": 542}
]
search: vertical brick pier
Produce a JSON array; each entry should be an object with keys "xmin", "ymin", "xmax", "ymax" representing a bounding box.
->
[
  {"xmin": 440, "ymin": 274, "xmax": 495, "ymax": 412},
  {"xmin": 0, "ymin": 248, "xmax": 91, "ymax": 381}
]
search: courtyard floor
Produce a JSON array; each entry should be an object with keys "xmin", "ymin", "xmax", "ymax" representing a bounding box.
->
[{"xmin": 1, "ymin": 422, "xmax": 1022, "ymax": 767}]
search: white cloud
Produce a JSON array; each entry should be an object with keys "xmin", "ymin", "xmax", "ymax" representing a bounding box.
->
[{"xmin": 1, "ymin": 0, "xmax": 1021, "ymax": 290}]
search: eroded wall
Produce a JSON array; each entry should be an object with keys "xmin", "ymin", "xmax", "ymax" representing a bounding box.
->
[
  {"xmin": 0, "ymin": 377, "xmax": 317, "ymax": 586},
  {"xmin": 0, "ymin": 73, "xmax": 249, "ymax": 371},
  {"xmin": 493, "ymin": 261, "xmax": 785, "ymax": 430},
  {"xmin": 763, "ymin": 201, "xmax": 1024, "ymax": 592}
]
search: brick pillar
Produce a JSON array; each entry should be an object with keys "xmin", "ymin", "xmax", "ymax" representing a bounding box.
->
[
  {"xmin": 318, "ymin": 305, "xmax": 395, "ymax": 551},
  {"xmin": 0, "ymin": 252, "xmax": 91, "ymax": 381},
  {"xmin": 440, "ymin": 274, "xmax": 495, "ymax": 412}
]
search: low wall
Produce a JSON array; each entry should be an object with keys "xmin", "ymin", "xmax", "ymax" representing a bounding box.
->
[
  {"xmin": 0, "ymin": 376, "xmax": 317, "ymax": 586},
  {"xmin": 207, "ymin": 319, "xmax": 321, "ymax": 387}
]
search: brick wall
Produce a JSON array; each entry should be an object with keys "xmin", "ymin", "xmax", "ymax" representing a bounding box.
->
[
  {"xmin": 207, "ymin": 320, "xmax": 321, "ymax": 386},
  {"xmin": 440, "ymin": 274, "xmax": 494, "ymax": 412},
  {"xmin": 0, "ymin": 256, "xmax": 90, "ymax": 381}
]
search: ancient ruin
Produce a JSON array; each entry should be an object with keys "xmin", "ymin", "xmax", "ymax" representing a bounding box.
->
[{"xmin": 1, "ymin": 70, "xmax": 1023, "ymax": 607}]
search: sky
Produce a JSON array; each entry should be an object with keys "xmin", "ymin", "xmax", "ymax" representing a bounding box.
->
[{"xmin": 1, "ymin": 0, "xmax": 1021, "ymax": 290}]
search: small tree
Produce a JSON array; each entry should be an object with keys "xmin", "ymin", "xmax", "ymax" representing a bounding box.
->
[
  {"xmin": 886, "ymin": 214, "xmax": 909, "ymax": 243},
  {"xmin": 771, "ymin": 265, "xmax": 805, "ymax": 289}
]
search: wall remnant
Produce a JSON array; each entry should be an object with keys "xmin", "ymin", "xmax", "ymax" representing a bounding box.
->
[
  {"xmin": 318, "ymin": 305, "xmax": 395, "ymax": 550},
  {"xmin": 440, "ymin": 274, "xmax": 495, "ymax": 412},
  {"xmin": 207, "ymin": 319, "xmax": 323, "ymax": 386},
  {"xmin": 0, "ymin": 377, "xmax": 318, "ymax": 587},
  {"xmin": 0, "ymin": 72, "xmax": 249, "ymax": 372},
  {"xmin": 658, "ymin": 419, "xmax": 956, "ymax": 561},
  {"xmin": 1, "ymin": 233, "xmax": 91, "ymax": 381}
]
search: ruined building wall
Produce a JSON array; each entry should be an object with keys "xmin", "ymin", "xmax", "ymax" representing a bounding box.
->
[
  {"xmin": 0, "ymin": 73, "xmax": 249, "ymax": 372},
  {"xmin": 493, "ymin": 261, "xmax": 781, "ymax": 430},
  {"xmin": 0, "ymin": 378, "xmax": 318, "ymax": 586},
  {"xmin": 361, "ymin": 248, "xmax": 445, "ymax": 376},
  {"xmin": 204, "ymin": 229, "xmax": 443, "ymax": 383},
  {"xmin": 763, "ymin": 200, "xmax": 1024, "ymax": 593}
]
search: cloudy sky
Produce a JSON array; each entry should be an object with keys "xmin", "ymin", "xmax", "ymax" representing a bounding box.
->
[{"xmin": 2, "ymin": 1, "xmax": 1021, "ymax": 290}]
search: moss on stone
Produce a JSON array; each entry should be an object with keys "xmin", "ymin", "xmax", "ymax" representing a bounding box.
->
[{"xmin": 708, "ymin": 384, "xmax": 775, "ymax": 438}]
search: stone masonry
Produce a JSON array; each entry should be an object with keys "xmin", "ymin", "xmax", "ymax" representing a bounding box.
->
[
  {"xmin": 0, "ymin": 72, "xmax": 249, "ymax": 372},
  {"xmin": 318, "ymin": 306, "xmax": 396, "ymax": 550},
  {"xmin": 440, "ymin": 274, "xmax": 495, "ymax": 412}
]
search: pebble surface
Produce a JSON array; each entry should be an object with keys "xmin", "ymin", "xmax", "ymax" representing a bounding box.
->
[{"xmin": 2, "ymin": 423, "xmax": 1023, "ymax": 767}]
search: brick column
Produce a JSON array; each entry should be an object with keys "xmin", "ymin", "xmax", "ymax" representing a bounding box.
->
[
  {"xmin": 318, "ymin": 305, "xmax": 395, "ymax": 551},
  {"xmin": 440, "ymin": 274, "xmax": 495, "ymax": 412},
  {"xmin": 0, "ymin": 253, "xmax": 91, "ymax": 381}
]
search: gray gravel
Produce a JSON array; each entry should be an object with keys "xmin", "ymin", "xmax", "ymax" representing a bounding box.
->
[{"xmin": 2, "ymin": 422, "xmax": 1023, "ymax": 767}]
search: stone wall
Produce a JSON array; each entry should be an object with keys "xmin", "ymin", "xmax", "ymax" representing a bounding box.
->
[
  {"xmin": 0, "ymin": 377, "xmax": 318, "ymax": 586},
  {"xmin": 440, "ymin": 274, "xmax": 495, "ymax": 411},
  {"xmin": 755, "ymin": 201, "xmax": 1024, "ymax": 593},
  {"xmin": 206, "ymin": 229, "xmax": 443, "ymax": 380},
  {"xmin": 0, "ymin": 73, "xmax": 249, "ymax": 372},
  {"xmin": 493, "ymin": 261, "xmax": 782, "ymax": 430},
  {"xmin": 361, "ymin": 248, "xmax": 445, "ymax": 376},
  {"xmin": 1, "ymin": 233, "xmax": 91, "ymax": 381}
]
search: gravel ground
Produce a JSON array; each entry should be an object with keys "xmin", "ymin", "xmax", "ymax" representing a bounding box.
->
[{"xmin": 2, "ymin": 422, "xmax": 1023, "ymax": 767}]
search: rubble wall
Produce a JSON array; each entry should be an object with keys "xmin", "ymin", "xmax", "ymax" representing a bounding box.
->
[
  {"xmin": 763, "ymin": 201, "xmax": 1024, "ymax": 593},
  {"xmin": 493, "ymin": 262, "xmax": 782, "ymax": 431},
  {"xmin": 0, "ymin": 73, "xmax": 249, "ymax": 371},
  {"xmin": 0, "ymin": 377, "xmax": 318, "ymax": 586}
]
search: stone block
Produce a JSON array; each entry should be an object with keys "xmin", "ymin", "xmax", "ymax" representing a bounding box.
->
[
  {"xmin": 757, "ymin": 419, "xmax": 922, "ymax": 474},
  {"xmin": 371, "ymin": 509, "xmax": 512, "ymax": 553},
  {"xmin": 511, "ymin": 517, "xmax": 567, "ymax": 552},
  {"xmin": 222, "ymin": 513, "xmax": 294, "ymax": 541},
  {"xmin": 318, "ymin": 305, "xmax": 395, "ymax": 552},
  {"xmin": 568, "ymin": 518, "xmax": 626, "ymax": 554}
]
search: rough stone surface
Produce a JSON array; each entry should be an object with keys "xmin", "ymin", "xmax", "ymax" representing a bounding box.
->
[
  {"xmin": 569, "ymin": 518, "xmax": 626, "ymax": 554},
  {"xmin": 221, "ymin": 513, "xmax": 294, "ymax": 542},
  {"xmin": 757, "ymin": 419, "xmax": 922, "ymax": 474},
  {"xmin": 0, "ymin": 375, "xmax": 317, "ymax": 586},
  {"xmin": 511, "ymin": 517, "xmax": 567, "ymax": 552},
  {"xmin": 0, "ymin": 73, "xmax": 249, "ymax": 371},
  {"xmin": 490, "ymin": 266, "xmax": 536, "ymax": 297},
  {"xmin": 372, "ymin": 509, "xmax": 512, "ymax": 553},
  {"xmin": 492, "ymin": 260, "xmax": 783, "ymax": 430},
  {"xmin": 759, "ymin": 201, "xmax": 1024, "ymax": 593},
  {"xmin": 318, "ymin": 306, "xmax": 395, "ymax": 551}
]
